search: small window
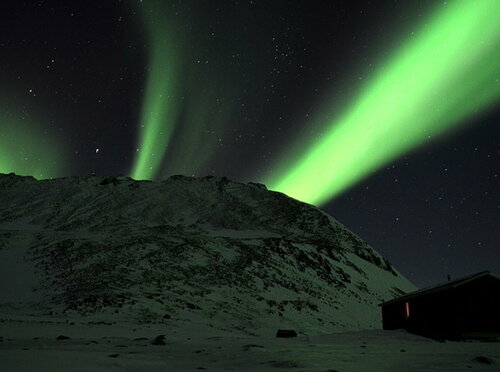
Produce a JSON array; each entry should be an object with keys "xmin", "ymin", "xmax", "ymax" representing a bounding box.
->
[{"xmin": 405, "ymin": 301, "xmax": 410, "ymax": 318}]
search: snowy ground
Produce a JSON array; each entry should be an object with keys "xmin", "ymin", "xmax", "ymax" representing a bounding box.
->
[
  {"xmin": 1, "ymin": 175, "xmax": 497, "ymax": 370},
  {"xmin": 1, "ymin": 307, "xmax": 498, "ymax": 372}
]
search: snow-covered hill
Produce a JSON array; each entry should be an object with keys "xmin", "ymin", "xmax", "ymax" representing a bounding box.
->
[{"xmin": 0, "ymin": 173, "xmax": 416, "ymax": 335}]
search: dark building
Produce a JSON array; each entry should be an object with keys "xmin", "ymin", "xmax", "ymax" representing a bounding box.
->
[{"xmin": 379, "ymin": 271, "xmax": 500, "ymax": 340}]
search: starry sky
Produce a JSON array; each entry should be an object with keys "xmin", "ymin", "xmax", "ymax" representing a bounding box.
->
[{"xmin": 0, "ymin": 0, "xmax": 498, "ymax": 288}]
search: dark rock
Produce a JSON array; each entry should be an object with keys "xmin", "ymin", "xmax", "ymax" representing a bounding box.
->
[
  {"xmin": 151, "ymin": 335, "xmax": 166, "ymax": 345},
  {"xmin": 185, "ymin": 302, "xmax": 201, "ymax": 310},
  {"xmin": 242, "ymin": 344, "xmax": 265, "ymax": 351},
  {"xmin": 163, "ymin": 313, "xmax": 172, "ymax": 319},
  {"xmin": 169, "ymin": 174, "xmax": 190, "ymax": 181},
  {"xmin": 474, "ymin": 356, "xmax": 494, "ymax": 365},
  {"xmin": 108, "ymin": 354, "xmax": 120, "ymax": 358},
  {"xmin": 56, "ymin": 335, "xmax": 70, "ymax": 340},
  {"xmin": 133, "ymin": 337, "xmax": 149, "ymax": 341},
  {"xmin": 99, "ymin": 177, "xmax": 120, "ymax": 186},
  {"xmin": 247, "ymin": 182, "xmax": 267, "ymax": 190},
  {"xmin": 266, "ymin": 360, "xmax": 304, "ymax": 368},
  {"xmin": 276, "ymin": 329, "xmax": 297, "ymax": 338}
]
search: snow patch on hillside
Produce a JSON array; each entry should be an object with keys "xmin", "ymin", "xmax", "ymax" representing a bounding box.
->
[{"xmin": 0, "ymin": 173, "xmax": 416, "ymax": 335}]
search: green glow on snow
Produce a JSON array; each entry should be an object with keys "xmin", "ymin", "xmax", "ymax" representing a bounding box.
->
[
  {"xmin": 130, "ymin": 1, "xmax": 179, "ymax": 180},
  {"xmin": 0, "ymin": 107, "xmax": 65, "ymax": 179},
  {"xmin": 265, "ymin": 0, "xmax": 500, "ymax": 206}
]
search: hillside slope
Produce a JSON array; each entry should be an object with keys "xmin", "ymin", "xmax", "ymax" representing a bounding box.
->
[{"xmin": 0, "ymin": 173, "xmax": 416, "ymax": 335}]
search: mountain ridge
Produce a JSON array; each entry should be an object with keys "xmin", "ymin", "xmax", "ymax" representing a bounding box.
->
[{"xmin": 0, "ymin": 172, "xmax": 416, "ymax": 335}]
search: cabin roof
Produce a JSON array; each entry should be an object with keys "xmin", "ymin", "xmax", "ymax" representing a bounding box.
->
[{"xmin": 379, "ymin": 271, "xmax": 500, "ymax": 306}]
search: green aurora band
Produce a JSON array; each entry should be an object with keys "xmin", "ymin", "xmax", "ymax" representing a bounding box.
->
[
  {"xmin": 162, "ymin": 89, "xmax": 222, "ymax": 177},
  {"xmin": 161, "ymin": 80, "xmax": 235, "ymax": 178},
  {"xmin": 265, "ymin": 0, "xmax": 500, "ymax": 206},
  {"xmin": 130, "ymin": 2, "xmax": 179, "ymax": 180},
  {"xmin": 0, "ymin": 106, "xmax": 65, "ymax": 179}
]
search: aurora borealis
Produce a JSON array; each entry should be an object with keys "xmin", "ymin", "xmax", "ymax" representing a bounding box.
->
[
  {"xmin": 130, "ymin": 1, "xmax": 179, "ymax": 180},
  {"xmin": 0, "ymin": 0, "xmax": 499, "ymax": 286},
  {"xmin": 265, "ymin": 0, "xmax": 500, "ymax": 205},
  {"xmin": 128, "ymin": 0, "xmax": 500, "ymax": 207},
  {"xmin": 0, "ymin": 97, "xmax": 65, "ymax": 179}
]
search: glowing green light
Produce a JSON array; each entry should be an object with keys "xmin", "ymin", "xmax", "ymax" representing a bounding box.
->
[
  {"xmin": 265, "ymin": 0, "xmax": 500, "ymax": 205},
  {"xmin": 0, "ymin": 106, "xmax": 66, "ymax": 179},
  {"xmin": 162, "ymin": 92, "xmax": 212, "ymax": 177},
  {"xmin": 130, "ymin": 1, "xmax": 179, "ymax": 180},
  {"xmin": 161, "ymin": 83, "xmax": 234, "ymax": 177}
]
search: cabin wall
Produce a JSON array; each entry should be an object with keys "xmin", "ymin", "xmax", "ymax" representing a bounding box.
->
[
  {"xmin": 405, "ymin": 291, "xmax": 459, "ymax": 337},
  {"xmin": 382, "ymin": 302, "xmax": 407, "ymax": 330},
  {"xmin": 382, "ymin": 276, "xmax": 500, "ymax": 338},
  {"xmin": 454, "ymin": 276, "xmax": 500, "ymax": 333},
  {"xmin": 382, "ymin": 291, "xmax": 461, "ymax": 336}
]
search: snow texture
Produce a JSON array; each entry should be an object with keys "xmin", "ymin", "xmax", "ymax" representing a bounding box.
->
[
  {"xmin": 0, "ymin": 173, "xmax": 417, "ymax": 335},
  {"xmin": 1, "ymin": 173, "xmax": 498, "ymax": 370}
]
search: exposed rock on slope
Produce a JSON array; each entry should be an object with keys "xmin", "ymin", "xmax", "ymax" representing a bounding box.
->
[{"xmin": 0, "ymin": 173, "xmax": 416, "ymax": 335}]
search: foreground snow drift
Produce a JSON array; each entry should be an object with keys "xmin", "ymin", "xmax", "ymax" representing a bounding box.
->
[{"xmin": 0, "ymin": 307, "xmax": 498, "ymax": 372}]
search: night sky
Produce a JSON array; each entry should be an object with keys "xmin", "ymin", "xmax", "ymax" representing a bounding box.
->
[{"xmin": 1, "ymin": 0, "xmax": 498, "ymax": 288}]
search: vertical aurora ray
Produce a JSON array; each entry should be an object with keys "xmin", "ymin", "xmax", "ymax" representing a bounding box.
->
[
  {"xmin": 162, "ymin": 86, "xmax": 234, "ymax": 177},
  {"xmin": 162, "ymin": 91, "xmax": 212, "ymax": 177},
  {"xmin": 130, "ymin": 1, "xmax": 180, "ymax": 180},
  {"xmin": 265, "ymin": 0, "xmax": 500, "ymax": 205}
]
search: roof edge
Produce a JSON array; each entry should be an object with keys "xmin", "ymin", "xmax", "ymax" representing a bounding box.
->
[{"xmin": 379, "ymin": 271, "xmax": 498, "ymax": 306}]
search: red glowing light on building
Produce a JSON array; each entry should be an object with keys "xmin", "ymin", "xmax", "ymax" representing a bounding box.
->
[{"xmin": 405, "ymin": 301, "xmax": 410, "ymax": 318}]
